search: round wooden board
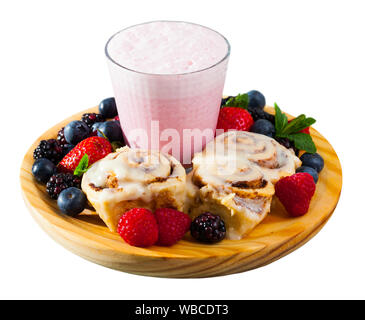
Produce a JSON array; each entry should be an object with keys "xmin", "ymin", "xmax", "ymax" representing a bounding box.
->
[{"xmin": 20, "ymin": 106, "xmax": 342, "ymax": 278}]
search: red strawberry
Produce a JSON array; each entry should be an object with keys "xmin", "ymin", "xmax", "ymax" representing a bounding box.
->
[
  {"xmin": 288, "ymin": 119, "xmax": 310, "ymax": 134},
  {"xmin": 114, "ymin": 115, "xmax": 120, "ymax": 122},
  {"xmin": 216, "ymin": 107, "xmax": 254, "ymax": 132},
  {"xmin": 275, "ymin": 173, "xmax": 316, "ymax": 217},
  {"xmin": 155, "ymin": 208, "xmax": 191, "ymax": 246},
  {"xmin": 58, "ymin": 136, "xmax": 112, "ymax": 174},
  {"xmin": 117, "ymin": 208, "xmax": 158, "ymax": 247}
]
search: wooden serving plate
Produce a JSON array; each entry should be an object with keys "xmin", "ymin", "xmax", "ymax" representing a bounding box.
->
[{"xmin": 20, "ymin": 106, "xmax": 342, "ymax": 278}]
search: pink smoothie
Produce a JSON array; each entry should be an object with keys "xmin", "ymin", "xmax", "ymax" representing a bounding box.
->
[{"xmin": 105, "ymin": 21, "xmax": 230, "ymax": 164}]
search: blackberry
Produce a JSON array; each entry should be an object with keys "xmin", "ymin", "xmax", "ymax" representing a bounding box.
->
[
  {"xmin": 81, "ymin": 113, "xmax": 105, "ymax": 128},
  {"xmin": 33, "ymin": 139, "xmax": 64, "ymax": 165},
  {"xmin": 57, "ymin": 127, "xmax": 74, "ymax": 156},
  {"xmin": 57, "ymin": 127, "xmax": 67, "ymax": 146},
  {"xmin": 276, "ymin": 137, "xmax": 299, "ymax": 156},
  {"xmin": 190, "ymin": 212, "xmax": 226, "ymax": 243},
  {"xmin": 247, "ymin": 106, "xmax": 275, "ymax": 124},
  {"xmin": 46, "ymin": 173, "xmax": 81, "ymax": 199}
]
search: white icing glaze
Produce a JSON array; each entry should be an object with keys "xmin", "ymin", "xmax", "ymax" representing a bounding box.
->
[
  {"xmin": 193, "ymin": 131, "xmax": 301, "ymax": 188},
  {"xmin": 82, "ymin": 146, "xmax": 182, "ymax": 204}
]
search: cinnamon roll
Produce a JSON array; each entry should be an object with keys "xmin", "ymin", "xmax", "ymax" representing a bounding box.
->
[
  {"xmin": 186, "ymin": 131, "xmax": 301, "ymax": 239},
  {"xmin": 81, "ymin": 146, "xmax": 186, "ymax": 232}
]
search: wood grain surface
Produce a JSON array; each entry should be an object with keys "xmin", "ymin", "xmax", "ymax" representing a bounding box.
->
[{"xmin": 20, "ymin": 106, "xmax": 342, "ymax": 278}]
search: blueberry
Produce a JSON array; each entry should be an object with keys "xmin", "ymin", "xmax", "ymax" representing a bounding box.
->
[
  {"xmin": 91, "ymin": 122, "xmax": 103, "ymax": 133},
  {"xmin": 64, "ymin": 120, "xmax": 91, "ymax": 145},
  {"xmin": 247, "ymin": 90, "xmax": 266, "ymax": 109},
  {"xmin": 296, "ymin": 166, "xmax": 319, "ymax": 183},
  {"xmin": 97, "ymin": 120, "xmax": 123, "ymax": 142},
  {"xmin": 250, "ymin": 119, "xmax": 276, "ymax": 138},
  {"xmin": 99, "ymin": 97, "xmax": 117, "ymax": 118},
  {"xmin": 32, "ymin": 158, "xmax": 56, "ymax": 183},
  {"xmin": 57, "ymin": 187, "xmax": 87, "ymax": 216},
  {"xmin": 300, "ymin": 152, "xmax": 324, "ymax": 173}
]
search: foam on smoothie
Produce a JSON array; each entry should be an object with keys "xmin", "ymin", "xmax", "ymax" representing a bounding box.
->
[{"xmin": 107, "ymin": 21, "xmax": 228, "ymax": 74}]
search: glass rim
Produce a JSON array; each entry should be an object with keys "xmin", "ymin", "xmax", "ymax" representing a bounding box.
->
[{"xmin": 105, "ymin": 20, "xmax": 231, "ymax": 76}]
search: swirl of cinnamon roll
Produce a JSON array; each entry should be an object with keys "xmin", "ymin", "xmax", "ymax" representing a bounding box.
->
[
  {"xmin": 82, "ymin": 146, "xmax": 186, "ymax": 232},
  {"xmin": 186, "ymin": 131, "xmax": 301, "ymax": 240}
]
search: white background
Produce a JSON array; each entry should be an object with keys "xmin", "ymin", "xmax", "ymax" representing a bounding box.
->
[{"xmin": 1, "ymin": 0, "xmax": 364, "ymax": 300}]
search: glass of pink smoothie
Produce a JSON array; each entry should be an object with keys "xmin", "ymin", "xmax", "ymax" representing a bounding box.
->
[{"xmin": 105, "ymin": 21, "xmax": 230, "ymax": 164}]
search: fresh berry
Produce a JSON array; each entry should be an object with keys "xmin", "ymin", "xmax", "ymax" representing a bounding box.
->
[
  {"xmin": 33, "ymin": 139, "xmax": 64, "ymax": 164},
  {"xmin": 57, "ymin": 127, "xmax": 74, "ymax": 155},
  {"xmin": 91, "ymin": 122, "xmax": 103, "ymax": 133},
  {"xmin": 99, "ymin": 97, "xmax": 118, "ymax": 118},
  {"xmin": 57, "ymin": 187, "xmax": 86, "ymax": 216},
  {"xmin": 216, "ymin": 107, "xmax": 254, "ymax": 132},
  {"xmin": 57, "ymin": 127, "xmax": 67, "ymax": 147},
  {"xmin": 114, "ymin": 115, "xmax": 120, "ymax": 121},
  {"xmin": 58, "ymin": 136, "xmax": 112, "ymax": 174},
  {"xmin": 296, "ymin": 166, "xmax": 319, "ymax": 183},
  {"xmin": 155, "ymin": 208, "xmax": 191, "ymax": 246},
  {"xmin": 190, "ymin": 212, "xmax": 226, "ymax": 243},
  {"xmin": 288, "ymin": 119, "xmax": 310, "ymax": 134},
  {"xmin": 117, "ymin": 208, "xmax": 158, "ymax": 247},
  {"xmin": 64, "ymin": 120, "xmax": 91, "ymax": 145},
  {"xmin": 32, "ymin": 158, "xmax": 56, "ymax": 183},
  {"xmin": 247, "ymin": 106, "xmax": 275, "ymax": 124},
  {"xmin": 250, "ymin": 119, "xmax": 276, "ymax": 138},
  {"xmin": 247, "ymin": 90, "xmax": 266, "ymax": 109},
  {"xmin": 81, "ymin": 113, "xmax": 105, "ymax": 128},
  {"xmin": 275, "ymin": 173, "xmax": 316, "ymax": 217},
  {"xmin": 46, "ymin": 173, "xmax": 81, "ymax": 199},
  {"xmin": 275, "ymin": 137, "xmax": 299, "ymax": 155},
  {"xmin": 97, "ymin": 120, "xmax": 124, "ymax": 142},
  {"xmin": 300, "ymin": 153, "xmax": 324, "ymax": 173}
]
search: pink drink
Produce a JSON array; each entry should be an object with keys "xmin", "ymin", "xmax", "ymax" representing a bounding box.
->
[{"xmin": 105, "ymin": 21, "xmax": 230, "ymax": 164}]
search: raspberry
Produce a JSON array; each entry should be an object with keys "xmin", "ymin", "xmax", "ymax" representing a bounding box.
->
[
  {"xmin": 114, "ymin": 115, "xmax": 120, "ymax": 121},
  {"xmin": 46, "ymin": 173, "xmax": 81, "ymax": 199},
  {"xmin": 190, "ymin": 212, "xmax": 226, "ymax": 243},
  {"xmin": 155, "ymin": 208, "xmax": 191, "ymax": 246},
  {"xmin": 275, "ymin": 173, "xmax": 316, "ymax": 217},
  {"xmin": 117, "ymin": 208, "xmax": 158, "ymax": 247},
  {"xmin": 216, "ymin": 107, "xmax": 254, "ymax": 132}
]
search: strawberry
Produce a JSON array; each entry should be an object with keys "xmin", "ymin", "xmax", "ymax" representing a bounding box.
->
[
  {"xmin": 155, "ymin": 208, "xmax": 191, "ymax": 246},
  {"xmin": 117, "ymin": 208, "xmax": 158, "ymax": 247},
  {"xmin": 275, "ymin": 173, "xmax": 316, "ymax": 217},
  {"xmin": 58, "ymin": 136, "xmax": 112, "ymax": 174},
  {"xmin": 216, "ymin": 107, "xmax": 254, "ymax": 132}
]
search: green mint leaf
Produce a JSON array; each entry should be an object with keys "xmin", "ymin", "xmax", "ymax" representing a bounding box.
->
[
  {"xmin": 282, "ymin": 115, "xmax": 316, "ymax": 135},
  {"xmin": 274, "ymin": 103, "xmax": 288, "ymax": 135},
  {"xmin": 74, "ymin": 154, "xmax": 89, "ymax": 177},
  {"xmin": 287, "ymin": 133, "xmax": 317, "ymax": 153},
  {"xmin": 225, "ymin": 93, "xmax": 249, "ymax": 109}
]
